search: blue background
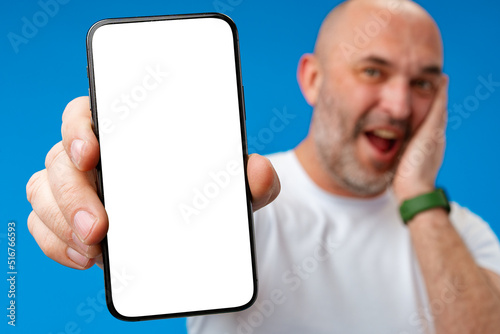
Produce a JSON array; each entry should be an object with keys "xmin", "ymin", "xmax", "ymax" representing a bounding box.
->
[{"xmin": 2, "ymin": 0, "xmax": 499, "ymax": 333}]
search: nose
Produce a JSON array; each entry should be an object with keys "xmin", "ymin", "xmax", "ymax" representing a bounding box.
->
[{"xmin": 378, "ymin": 78, "xmax": 411, "ymax": 120}]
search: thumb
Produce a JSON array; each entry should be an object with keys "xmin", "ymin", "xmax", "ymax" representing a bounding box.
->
[{"xmin": 247, "ymin": 154, "xmax": 281, "ymax": 211}]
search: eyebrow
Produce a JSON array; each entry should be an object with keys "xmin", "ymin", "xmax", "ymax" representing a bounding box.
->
[
  {"xmin": 421, "ymin": 65, "xmax": 442, "ymax": 75},
  {"xmin": 358, "ymin": 55, "xmax": 442, "ymax": 75},
  {"xmin": 361, "ymin": 56, "xmax": 391, "ymax": 67}
]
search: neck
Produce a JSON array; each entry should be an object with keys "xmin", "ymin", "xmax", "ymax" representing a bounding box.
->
[{"xmin": 294, "ymin": 136, "xmax": 385, "ymax": 199}]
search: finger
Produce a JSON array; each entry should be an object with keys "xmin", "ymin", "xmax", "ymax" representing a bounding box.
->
[
  {"xmin": 95, "ymin": 253, "xmax": 104, "ymax": 270},
  {"xmin": 247, "ymin": 154, "xmax": 281, "ymax": 211},
  {"xmin": 61, "ymin": 96, "xmax": 100, "ymax": 171},
  {"xmin": 420, "ymin": 74, "xmax": 449, "ymax": 134},
  {"xmin": 418, "ymin": 75, "xmax": 449, "ymax": 152},
  {"xmin": 45, "ymin": 142, "xmax": 108, "ymax": 246},
  {"xmin": 434, "ymin": 74, "xmax": 449, "ymax": 134},
  {"xmin": 27, "ymin": 210, "xmax": 96, "ymax": 270},
  {"xmin": 26, "ymin": 169, "xmax": 103, "ymax": 258}
]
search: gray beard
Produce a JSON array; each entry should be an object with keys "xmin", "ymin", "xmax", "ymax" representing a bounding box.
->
[
  {"xmin": 314, "ymin": 130, "xmax": 396, "ymax": 196},
  {"xmin": 311, "ymin": 92, "xmax": 408, "ymax": 197}
]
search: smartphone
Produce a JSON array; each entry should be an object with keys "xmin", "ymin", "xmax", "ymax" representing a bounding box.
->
[{"xmin": 86, "ymin": 13, "xmax": 257, "ymax": 321}]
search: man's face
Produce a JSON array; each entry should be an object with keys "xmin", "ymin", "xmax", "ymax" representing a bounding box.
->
[{"xmin": 312, "ymin": 5, "xmax": 444, "ymax": 196}]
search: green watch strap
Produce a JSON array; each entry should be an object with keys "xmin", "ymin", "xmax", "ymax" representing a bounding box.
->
[{"xmin": 399, "ymin": 188, "xmax": 450, "ymax": 224}]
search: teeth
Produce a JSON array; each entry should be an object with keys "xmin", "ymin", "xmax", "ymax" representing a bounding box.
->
[{"xmin": 372, "ymin": 129, "xmax": 398, "ymax": 139}]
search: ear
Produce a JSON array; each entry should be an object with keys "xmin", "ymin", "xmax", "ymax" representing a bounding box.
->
[{"xmin": 297, "ymin": 53, "xmax": 322, "ymax": 106}]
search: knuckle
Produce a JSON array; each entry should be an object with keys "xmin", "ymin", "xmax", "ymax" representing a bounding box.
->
[
  {"xmin": 26, "ymin": 170, "xmax": 46, "ymax": 204},
  {"xmin": 43, "ymin": 204, "xmax": 71, "ymax": 241},
  {"xmin": 26, "ymin": 170, "xmax": 75, "ymax": 243},
  {"xmin": 45, "ymin": 142, "xmax": 66, "ymax": 170},
  {"xmin": 29, "ymin": 199, "xmax": 73, "ymax": 246},
  {"xmin": 27, "ymin": 212, "xmax": 63, "ymax": 262},
  {"xmin": 56, "ymin": 181, "xmax": 85, "ymax": 219},
  {"xmin": 54, "ymin": 217, "xmax": 73, "ymax": 243},
  {"xmin": 39, "ymin": 229, "xmax": 63, "ymax": 261},
  {"xmin": 62, "ymin": 99, "xmax": 75, "ymax": 122},
  {"xmin": 27, "ymin": 211, "xmax": 37, "ymax": 236},
  {"xmin": 62, "ymin": 96, "xmax": 87, "ymax": 122},
  {"xmin": 40, "ymin": 236, "xmax": 59, "ymax": 260}
]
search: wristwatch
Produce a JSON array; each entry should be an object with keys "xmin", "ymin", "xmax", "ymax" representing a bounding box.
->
[{"xmin": 399, "ymin": 188, "xmax": 450, "ymax": 224}]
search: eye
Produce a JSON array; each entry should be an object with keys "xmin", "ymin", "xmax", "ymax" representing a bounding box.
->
[
  {"xmin": 359, "ymin": 67, "xmax": 385, "ymax": 83},
  {"xmin": 413, "ymin": 79, "xmax": 434, "ymax": 92},
  {"xmin": 363, "ymin": 67, "xmax": 381, "ymax": 78}
]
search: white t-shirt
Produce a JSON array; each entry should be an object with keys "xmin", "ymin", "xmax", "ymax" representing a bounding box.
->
[{"xmin": 188, "ymin": 150, "xmax": 500, "ymax": 334}]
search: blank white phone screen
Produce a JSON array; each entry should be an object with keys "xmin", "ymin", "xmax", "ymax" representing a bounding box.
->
[{"xmin": 89, "ymin": 16, "xmax": 255, "ymax": 319}]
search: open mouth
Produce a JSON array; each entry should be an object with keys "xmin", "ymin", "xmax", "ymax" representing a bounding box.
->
[{"xmin": 364, "ymin": 129, "xmax": 399, "ymax": 154}]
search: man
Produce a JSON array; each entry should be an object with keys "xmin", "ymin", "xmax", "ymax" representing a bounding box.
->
[{"xmin": 26, "ymin": 0, "xmax": 500, "ymax": 333}]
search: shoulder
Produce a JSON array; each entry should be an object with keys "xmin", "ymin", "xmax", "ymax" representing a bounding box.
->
[
  {"xmin": 449, "ymin": 202, "xmax": 500, "ymax": 275},
  {"xmin": 449, "ymin": 202, "xmax": 494, "ymax": 237}
]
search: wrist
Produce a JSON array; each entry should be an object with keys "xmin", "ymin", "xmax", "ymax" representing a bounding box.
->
[
  {"xmin": 407, "ymin": 207, "xmax": 451, "ymax": 230},
  {"xmin": 395, "ymin": 183, "xmax": 435, "ymax": 205},
  {"xmin": 399, "ymin": 188, "xmax": 450, "ymax": 225}
]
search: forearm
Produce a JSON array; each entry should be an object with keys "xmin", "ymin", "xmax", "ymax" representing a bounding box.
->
[{"xmin": 409, "ymin": 208, "xmax": 500, "ymax": 334}]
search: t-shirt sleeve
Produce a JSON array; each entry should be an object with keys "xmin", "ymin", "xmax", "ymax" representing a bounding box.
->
[{"xmin": 449, "ymin": 202, "xmax": 500, "ymax": 276}]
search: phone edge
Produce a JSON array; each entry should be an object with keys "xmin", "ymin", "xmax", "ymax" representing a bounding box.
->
[{"xmin": 86, "ymin": 12, "xmax": 259, "ymax": 322}]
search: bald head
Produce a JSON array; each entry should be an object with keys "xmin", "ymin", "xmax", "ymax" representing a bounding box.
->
[{"xmin": 314, "ymin": 0, "xmax": 443, "ymax": 67}]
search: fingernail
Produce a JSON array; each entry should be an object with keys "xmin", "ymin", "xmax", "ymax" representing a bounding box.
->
[
  {"xmin": 67, "ymin": 247, "xmax": 89, "ymax": 267},
  {"xmin": 73, "ymin": 211, "xmax": 97, "ymax": 242},
  {"xmin": 71, "ymin": 139, "xmax": 86, "ymax": 168},
  {"xmin": 72, "ymin": 232, "xmax": 90, "ymax": 253}
]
